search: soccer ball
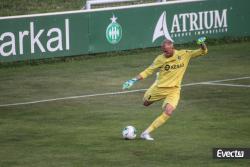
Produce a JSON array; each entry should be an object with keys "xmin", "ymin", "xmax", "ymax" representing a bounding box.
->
[{"xmin": 122, "ymin": 125, "xmax": 136, "ymax": 140}]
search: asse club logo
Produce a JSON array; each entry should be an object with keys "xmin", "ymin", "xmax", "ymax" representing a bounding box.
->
[{"xmin": 106, "ymin": 15, "xmax": 122, "ymax": 44}]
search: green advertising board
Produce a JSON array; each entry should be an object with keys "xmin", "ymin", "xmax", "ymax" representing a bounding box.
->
[{"xmin": 0, "ymin": 0, "xmax": 250, "ymax": 62}]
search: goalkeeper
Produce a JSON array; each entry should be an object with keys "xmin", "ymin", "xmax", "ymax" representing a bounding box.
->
[{"xmin": 122, "ymin": 37, "xmax": 208, "ymax": 140}]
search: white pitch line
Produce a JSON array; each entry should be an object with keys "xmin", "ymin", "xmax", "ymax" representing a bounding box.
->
[
  {"xmin": 206, "ymin": 76, "xmax": 250, "ymax": 83},
  {"xmin": 0, "ymin": 76, "xmax": 249, "ymax": 107},
  {"xmin": 0, "ymin": 82, "xmax": 203, "ymax": 107},
  {"xmin": 201, "ymin": 82, "xmax": 250, "ymax": 88},
  {"xmin": 0, "ymin": 89, "xmax": 146, "ymax": 107}
]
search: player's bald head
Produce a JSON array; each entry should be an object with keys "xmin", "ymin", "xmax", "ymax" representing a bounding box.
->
[
  {"xmin": 162, "ymin": 39, "xmax": 173, "ymax": 47},
  {"xmin": 161, "ymin": 39, "xmax": 174, "ymax": 57}
]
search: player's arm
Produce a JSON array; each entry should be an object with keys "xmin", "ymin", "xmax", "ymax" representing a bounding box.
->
[
  {"xmin": 122, "ymin": 58, "xmax": 162, "ymax": 90},
  {"xmin": 189, "ymin": 37, "xmax": 208, "ymax": 58}
]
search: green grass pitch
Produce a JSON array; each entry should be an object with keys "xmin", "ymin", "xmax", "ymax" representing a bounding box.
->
[{"xmin": 0, "ymin": 42, "xmax": 250, "ymax": 167}]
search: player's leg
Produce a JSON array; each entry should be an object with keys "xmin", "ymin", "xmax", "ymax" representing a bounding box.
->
[
  {"xmin": 142, "ymin": 83, "xmax": 162, "ymax": 107},
  {"xmin": 141, "ymin": 88, "xmax": 180, "ymax": 140},
  {"xmin": 163, "ymin": 102, "xmax": 176, "ymax": 116},
  {"xmin": 141, "ymin": 104, "xmax": 174, "ymax": 140}
]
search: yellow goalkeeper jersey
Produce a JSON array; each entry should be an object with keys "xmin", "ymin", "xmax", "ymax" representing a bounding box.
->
[{"xmin": 139, "ymin": 48, "xmax": 208, "ymax": 88}]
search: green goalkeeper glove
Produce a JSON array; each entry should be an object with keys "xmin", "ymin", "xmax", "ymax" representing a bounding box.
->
[
  {"xmin": 122, "ymin": 78, "xmax": 138, "ymax": 90},
  {"xmin": 197, "ymin": 36, "xmax": 206, "ymax": 45}
]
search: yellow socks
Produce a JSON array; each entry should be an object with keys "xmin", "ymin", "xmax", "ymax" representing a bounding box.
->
[{"xmin": 145, "ymin": 112, "xmax": 170, "ymax": 134}]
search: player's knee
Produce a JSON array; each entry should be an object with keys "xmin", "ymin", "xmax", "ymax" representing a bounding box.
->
[
  {"xmin": 164, "ymin": 104, "xmax": 175, "ymax": 116},
  {"xmin": 164, "ymin": 109, "xmax": 174, "ymax": 116}
]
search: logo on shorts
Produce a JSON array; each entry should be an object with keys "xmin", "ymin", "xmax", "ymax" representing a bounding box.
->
[{"xmin": 106, "ymin": 15, "xmax": 122, "ymax": 44}]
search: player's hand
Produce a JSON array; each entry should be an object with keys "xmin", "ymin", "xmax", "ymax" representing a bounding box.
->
[
  {"xmin": 122, "ymin": 78, "xmax": 138, "ymax": 90},
  {"xmin": 197, "ymin": 36, "xmax": 206, "ymax": 45}
]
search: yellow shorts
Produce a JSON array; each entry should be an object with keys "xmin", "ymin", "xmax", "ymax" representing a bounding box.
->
[{"xmin": 143, "ymin": 83, "xmax": 180, "ymax": 109}]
